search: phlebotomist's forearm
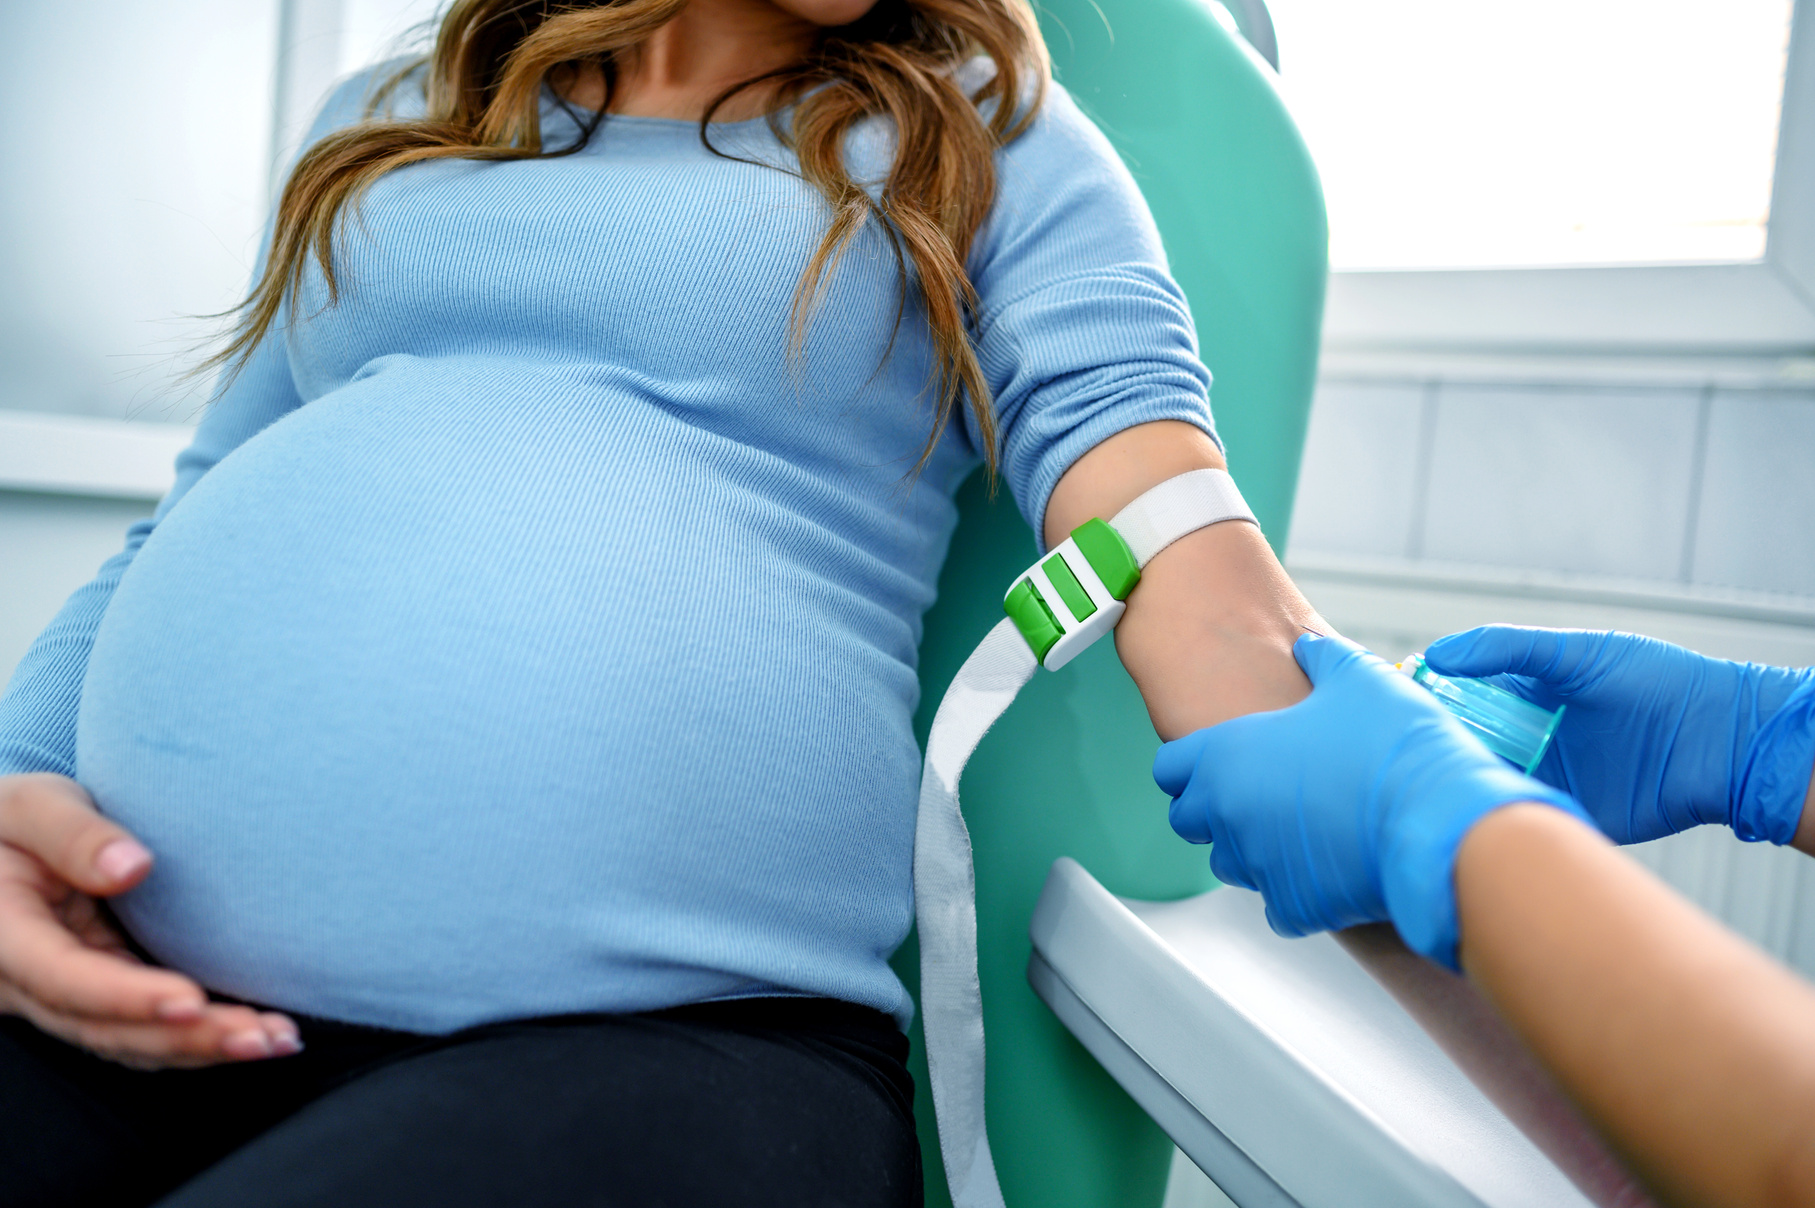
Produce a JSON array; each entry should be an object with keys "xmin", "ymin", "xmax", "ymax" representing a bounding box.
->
[{"xmin": 1457, "ymin": 804, "xmax": 1815, "ymax": 1208}]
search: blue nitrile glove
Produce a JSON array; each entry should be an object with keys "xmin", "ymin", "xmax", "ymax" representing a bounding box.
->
[
  {"xmin": 1154, "ymin": 633, "xmax": 1586, "ymax": 970},
  {"xmin": 1425, "ymin": 626, "xmax": 1815, "ymax": 846}
]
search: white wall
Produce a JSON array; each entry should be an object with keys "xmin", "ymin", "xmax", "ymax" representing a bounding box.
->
[
  {"xmin": 0, "ymin": 2, "xmax": 279, "ymax": 422},
  {"xmin": 1291, "ymin": 369, "xmax": 1815, "ymax": 596},
  {"xmin": 0, "ymin": 413, "xmax": 190, "ymax": 676},
  {"xmin": 0, "ymin": 493, "xmax": 154, "ymax": 678},
  {"xmin": 0, "ymin": 0, "xmax": 442, "ymax": 424}
]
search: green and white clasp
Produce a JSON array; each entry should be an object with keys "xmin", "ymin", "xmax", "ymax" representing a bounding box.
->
[{"xmin": 1002, "ymin": 517, "xmax": 1141, "ymax": 671}]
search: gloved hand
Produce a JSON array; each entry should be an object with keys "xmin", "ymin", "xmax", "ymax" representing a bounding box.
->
[
  {"xmin": 1424, "ymin": 626, "xmax": 1815, "ymax": 846},
  {"xmin": 1154, "ymin": 633, "xmax": 1584, "ymax": 969}
]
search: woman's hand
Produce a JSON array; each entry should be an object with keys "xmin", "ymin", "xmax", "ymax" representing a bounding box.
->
[
  {"xmin": 1154, "ymin": 634, "xmax": 1585, "ymax": 968},
  {"xmin": 0, "ymin": 773, "xmax": 300, "ymax": 1068},
  {"xmin": 1425, "ymin": 626, "xmax": 1815, "ymax": 847}
]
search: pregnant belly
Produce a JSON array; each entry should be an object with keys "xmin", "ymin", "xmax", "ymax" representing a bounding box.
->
[{"xmin": 74, "ymin": 369, "xmax": 919, "ymax": 1029}]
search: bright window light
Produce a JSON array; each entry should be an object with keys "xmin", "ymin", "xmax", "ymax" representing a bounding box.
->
[{"xmin": 1264, "ymin": 1, "xmax": 1795, "ymax": 270}]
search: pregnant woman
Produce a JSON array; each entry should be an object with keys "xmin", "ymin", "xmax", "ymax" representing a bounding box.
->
[{"xmin": 0, "ymin": 0, "xmax": 1321, "ymax": 1203}]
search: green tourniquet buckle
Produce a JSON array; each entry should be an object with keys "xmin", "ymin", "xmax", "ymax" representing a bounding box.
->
[{"xmin": 1002, "ymin": 517, "xmax": 1140, "ymax": 670}]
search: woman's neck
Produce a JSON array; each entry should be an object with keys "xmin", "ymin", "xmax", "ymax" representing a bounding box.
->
[{"xmin": 559, "ymin": 0, "xmax": 819, "ymax": 121}]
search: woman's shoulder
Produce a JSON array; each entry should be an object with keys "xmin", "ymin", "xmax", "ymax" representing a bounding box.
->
[
  {"xmin": 992, "ymin": 71, "xmax": 1125, "ymax": 183},
  {"xmin": 307, "ymin": 57, "xmax": 431, "ymax": 143},
  {"xmin": 975, "ymin": 60, "xmax": 1154, "ymax": 233},
  {"xmin": 961, "ymin": 56, "xmax": 1173, "ymax": 293},
  {"xmin": 952, "ymin": 54, "xmax": 1114, "ymax": 158},
  {"xmin": 842, "ymin": 55, "xmax": 1119, "ymax": 193}
]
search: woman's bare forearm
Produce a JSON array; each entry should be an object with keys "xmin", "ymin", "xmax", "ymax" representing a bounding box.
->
[
  {"xmin": 1457, "ymin": 805, "xmax": 1815, "ymax": 1208},
  {"xmin": 1044, "ymin": 421, "xmax": 1325, "ymax": 739}
]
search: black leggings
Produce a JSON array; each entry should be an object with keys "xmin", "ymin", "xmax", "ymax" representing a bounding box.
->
[{"xmin": 0, "ymin": 997, "xmax": 921, "ymax": 1208}]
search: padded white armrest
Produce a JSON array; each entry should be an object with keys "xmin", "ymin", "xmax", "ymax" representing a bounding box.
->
[{"xmin": 1027, "ymin": 858, "xmax": 1652, "ymax": 1208}]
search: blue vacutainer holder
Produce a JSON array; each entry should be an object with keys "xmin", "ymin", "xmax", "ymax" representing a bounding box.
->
[{"xmin": 1400, "ymin": 653, "xmax": 1565, "ymax": 775}]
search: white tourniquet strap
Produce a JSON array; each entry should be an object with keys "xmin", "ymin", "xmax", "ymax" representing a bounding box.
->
[
  {"xmin": 1110, "ymin": 466, "xmax": 1256, "ymax": 565},
  {"xmin": 914, "ymin": 467, "xmax": 1255, "ymax": 1206},
  {"xmin": 915, "ymin": 618, "xmax": 1037, "ymax": 1208}
]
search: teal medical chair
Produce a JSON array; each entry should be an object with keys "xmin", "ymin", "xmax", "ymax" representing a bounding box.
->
[{"xmin": 891, "ymin": 2, "xmax": 1328, "ymax": 1204}]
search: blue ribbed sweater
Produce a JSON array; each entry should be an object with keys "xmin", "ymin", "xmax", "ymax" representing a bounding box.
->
[{"xmin": 0, "ymin": 65, "xmax": 1216, "ymax": 1032}]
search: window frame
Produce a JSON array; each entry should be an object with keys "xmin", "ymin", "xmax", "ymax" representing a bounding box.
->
[{"xmin": 1321, "ymin": 0, "xmax": 1815, "ymax": 355}]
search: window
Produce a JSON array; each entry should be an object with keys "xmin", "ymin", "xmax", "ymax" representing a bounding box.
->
[
  {"xmin": 1266, "ymin": 0, "xmax": 1815, "ymax": 352},
  {"xmin": 1268, "ymin": 0, "xmax": 1794, "ymax": 271}
]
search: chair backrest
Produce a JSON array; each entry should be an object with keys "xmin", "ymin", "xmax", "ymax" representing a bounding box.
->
[{"xmin": 891, "ymin": 3, "xmax": 1328, "ymax": 1205}]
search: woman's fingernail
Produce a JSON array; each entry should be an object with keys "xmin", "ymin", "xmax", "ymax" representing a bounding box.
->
[
  {"xmin": 223, "ymin": 1029, "xmax": 275, "ymax": 1059},
  {"xmin": 270, "ymin": 1028, "xmax": 304, "ymax": 1057},
  {"xmin": 156, "ymin": 997, "xmax": 205, "ymax": 1022},
  {"xmin": 95, "ymin": 839, "xmax": 152, "ymax": 883}
]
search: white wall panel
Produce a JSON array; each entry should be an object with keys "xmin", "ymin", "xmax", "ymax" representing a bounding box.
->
[
  {"xmin": 0, "ymin": 1, "xmax": 280, "ymax": 421},
  {"xmin": 1420, "ymin": 385, "xmax": 1701, "ymax": 579},
  {"xmin": 1692, "ymin": 389, "xmax": 1815, "ymax": 596},
  {"xmin": 1287, "ymin": 381, "xmax": 1426, "ymax": 558},
  {"xmin": 0, "ymin": 493, "xmax": 154, "ymax": 682}
]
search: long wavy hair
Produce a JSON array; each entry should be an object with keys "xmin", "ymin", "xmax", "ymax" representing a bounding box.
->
[{"xmin": 215, "ymin": 0, "xmax": 1047, "ymax": 474}]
